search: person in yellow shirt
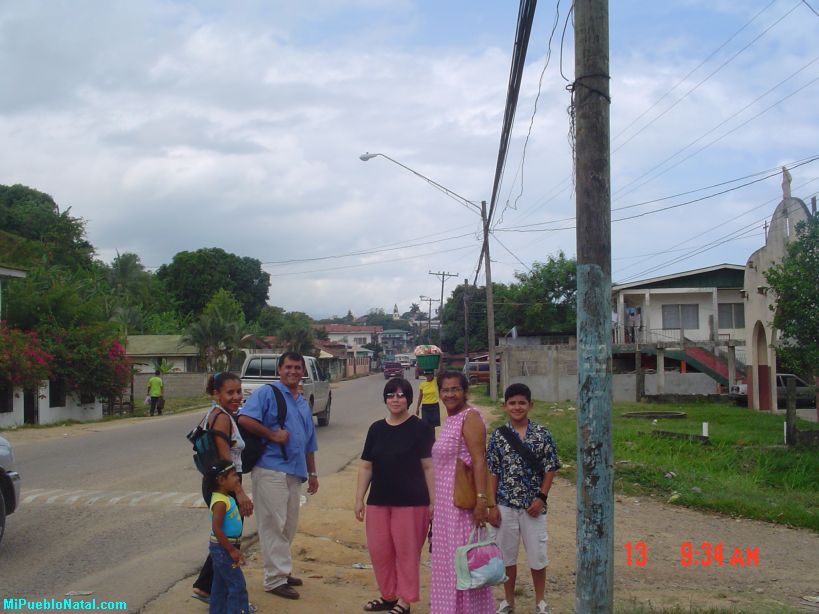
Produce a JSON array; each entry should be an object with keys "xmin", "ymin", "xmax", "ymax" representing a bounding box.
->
[
  {"xmin": 147, "ymin": 370, "xmax": 164, "ymax": 416},
  {"xmin": 415, "ymin": 371, "xmax": 440, "ymax": 429}
]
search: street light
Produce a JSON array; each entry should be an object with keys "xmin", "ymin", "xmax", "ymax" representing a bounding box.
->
[{"xmin": 361, "ymin": 152, "xmax": 499, "ymax": 401}]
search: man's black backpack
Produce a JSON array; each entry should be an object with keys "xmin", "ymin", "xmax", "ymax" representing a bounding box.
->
[
  {"xmin": 236, "ymin": 383, "xmax": 288, "ymax": 473},
  {"xmin": 186, "ymin": 407, "xmax": 232, "ymax": 475}
]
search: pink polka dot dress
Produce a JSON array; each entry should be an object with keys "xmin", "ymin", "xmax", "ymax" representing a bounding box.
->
[{"xmin": 430, "ymin": 408, "xmax": 495, "ymax": 614}]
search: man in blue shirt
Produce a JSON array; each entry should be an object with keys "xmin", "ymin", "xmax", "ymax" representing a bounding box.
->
[{"xmin": 238, "ymin": 352, "xmax": 319, "ymax": 600}]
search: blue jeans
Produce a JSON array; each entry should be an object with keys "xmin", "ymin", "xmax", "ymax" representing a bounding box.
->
[{"xmin": 209, "ymin": 542, "xmax": 249, "ymax": 614}]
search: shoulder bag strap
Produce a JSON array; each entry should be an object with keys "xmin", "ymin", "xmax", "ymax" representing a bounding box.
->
[
  {"xmin": 498, "ymin": 425, "xmax": 543, "ymax": 477},
  {"xmin": 266, "ymin": 384, "xmax": 289, "ymax": 461}
]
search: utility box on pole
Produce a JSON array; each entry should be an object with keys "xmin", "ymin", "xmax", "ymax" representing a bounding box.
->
[{"xmin": 574, "ymin": 0, "xmax": 614, "ymax": 611}]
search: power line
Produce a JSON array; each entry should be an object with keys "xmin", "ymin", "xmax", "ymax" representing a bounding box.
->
[
  {"xmin": 492, "ymin": 155, "xmax": 819, "ymax": 233},
  {"xmin": 261, "ymin": 230, "xmax": 477, "ymax": 266},
  {"xmin": 801, "ymin": 0, "xmax": 819, "ymax": 17},
  {"xmin": 612, "ymin": 0, "xmax": 780, "ymax": 145},
  {"xmin": 613, "ymin": 0, "xmax": 801, "ymax": 154},
  {"xmin": 264, "ymin": 244, "xmax": 475, "ymax": 278},
  {"xmin": 613, "ymin": 54, "xmax": 819, "ymax": 200},
  {"xmin": 497, "ymin": 0, "xmax": 564, "ymax": 228},
  {"xmin": 614, "ymin": 176, "xmax": 819, "ymax": 277}
]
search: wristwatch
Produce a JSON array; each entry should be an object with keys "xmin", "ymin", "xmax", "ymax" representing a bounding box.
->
[
  {"xmin": 535, "ymin": 492, "xmax": 548, "ymax": 505},
  {"xmin": 308, "ymin": 472, "xmax": 318, "ymax": 478}
]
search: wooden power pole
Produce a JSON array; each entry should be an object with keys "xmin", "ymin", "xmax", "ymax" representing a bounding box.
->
[
  {"xmin": 429, "ymin": 270, "xmax": 458, "ymax": 345},
  {"xmin": 574, "ymin": 0, "xmax": 614, "ymax": 611}
]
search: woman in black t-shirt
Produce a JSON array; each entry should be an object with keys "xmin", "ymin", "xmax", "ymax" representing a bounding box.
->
[{"xmin": 355, "ymin": 377, "xmax": 434, "ymax": 614}]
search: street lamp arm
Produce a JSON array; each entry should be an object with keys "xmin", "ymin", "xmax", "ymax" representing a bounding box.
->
[{"xmin": 359, "ymin": 152, "xmax": 481, "ymax": 215}]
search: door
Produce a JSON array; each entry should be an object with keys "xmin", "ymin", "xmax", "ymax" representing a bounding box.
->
[{"xmin": 23, "ymin": 388, "xmax": 38, "ymax": 425}]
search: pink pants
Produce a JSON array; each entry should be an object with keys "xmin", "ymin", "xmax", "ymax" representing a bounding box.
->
[{"xmin": 365, "ymin": 505, "xmax": 430, "ymax": 603}]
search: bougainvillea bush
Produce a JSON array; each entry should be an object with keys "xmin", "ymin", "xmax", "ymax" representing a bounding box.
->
[
  {"xmin": 0, "ymin": 324, "xmax": 53, "ymax": 389},
  {"xmin": 40, "ymin": 324, "xmax": 130, "ymax": 400}
]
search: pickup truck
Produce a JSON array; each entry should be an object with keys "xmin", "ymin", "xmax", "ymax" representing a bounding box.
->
[
  {"xmin": 239, "ymin": 354, "xmax": 332, "ymax": 426},
  {"xmin": 730, "ymin": 373, "xmax": 815, "ymax": 408}
]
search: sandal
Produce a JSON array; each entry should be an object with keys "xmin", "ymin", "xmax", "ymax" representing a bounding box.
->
[
  {"xmin": 388, "ymin": 605, "xmax": 410, "ymax": 614},
  {"xmin": 363, "ymin": 597, "xmax": 398, "ymax": 611}
]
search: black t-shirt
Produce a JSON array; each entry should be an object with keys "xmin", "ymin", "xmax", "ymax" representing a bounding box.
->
[{"xmin": 360, "ymin": 416, "xmax": 434, "ymax": 506}]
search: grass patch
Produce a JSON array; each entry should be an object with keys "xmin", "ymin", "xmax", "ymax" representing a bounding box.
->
[{"xmin": 473, "ymin": 393, "xmax": 819, "ymax": 531}]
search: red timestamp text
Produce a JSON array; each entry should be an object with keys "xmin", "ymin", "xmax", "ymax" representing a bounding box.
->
[
  {"xmin": 680, "ymin": 542, "xmax": 759, "ymax": 567},
  {"xmin": 622, "ymin": 541, "xmax": 760, "ymax": 568}
]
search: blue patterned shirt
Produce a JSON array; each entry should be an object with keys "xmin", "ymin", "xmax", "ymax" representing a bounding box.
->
[{"xmin": 486, "ymin": 420, "xmax": 561, "ymax": 509}]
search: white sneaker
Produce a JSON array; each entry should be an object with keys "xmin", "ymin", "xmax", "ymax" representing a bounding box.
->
[
  {"xmin": 535, "ymin": 600, "xmax": 551, "ymax": 614},
  {"xmin": 497, "ymin": 600, "xmax": 514, "ymax": 614}
]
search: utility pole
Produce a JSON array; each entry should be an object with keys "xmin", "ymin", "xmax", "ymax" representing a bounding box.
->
[
  {"xmin": 462, "ymin": 278, "xmax": 470, "ymax": 364},
  {"xmin": 429, "ymin": 270, "xmax": 458, "ymax": 345},
  {"xmin": 419, "ymin": 296, "xmax": 438, "ymax": 344},
  {"xmin": 574, "ymin": 1, "xmax": 613, "ymax": 612},
  {"xmin": 481, "ymin": 200, "xmax": 498, "ymax": 402}
]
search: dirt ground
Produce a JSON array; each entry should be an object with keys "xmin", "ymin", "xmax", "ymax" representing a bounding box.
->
[{"xmin": 143, "ymin": 407, "xmax": 819, "ymax": 614}]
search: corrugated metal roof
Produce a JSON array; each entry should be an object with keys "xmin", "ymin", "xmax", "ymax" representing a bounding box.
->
[{"xmin": 125, "ymin": 335, "xmax": 199, "ymax": 356}]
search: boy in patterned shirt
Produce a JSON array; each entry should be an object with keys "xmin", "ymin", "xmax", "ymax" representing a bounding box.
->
[{"xmin": 487, "ymin": 383, "xmax": 560, "ymax": 614}]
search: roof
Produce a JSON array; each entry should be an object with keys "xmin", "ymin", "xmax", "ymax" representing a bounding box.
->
[
  {"xmin": 0, "ymin": 265, "xmax": 27, "ymax": 279},
  {"xmin": 612, "ymin": 264, "xmax": 745, "ymax": 292},
  {"xmin": 316, "ymin": 324, "xmax": 384, "ymax": 334},
  {"xmin": 125, "ymin": 335, "xmax": 199, "ymax": 356}
]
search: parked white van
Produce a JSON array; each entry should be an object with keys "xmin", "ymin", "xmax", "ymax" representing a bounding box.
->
[{"xmin": 239, "ymin": 354, "xmax": 332, "ymax": 426}]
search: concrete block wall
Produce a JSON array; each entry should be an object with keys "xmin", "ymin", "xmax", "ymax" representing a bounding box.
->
[
  {"xmin": 133, "ymin": 372, "xmax": 208, "ymax": 399},
  {"xmin": 508, "ymin": 372, "xmax": 716, "ymax": 403}
]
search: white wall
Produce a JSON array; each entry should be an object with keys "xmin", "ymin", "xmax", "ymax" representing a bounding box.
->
[{"xmin": 38, "ymin": 382, "xmax": 103, "ymax": 425}]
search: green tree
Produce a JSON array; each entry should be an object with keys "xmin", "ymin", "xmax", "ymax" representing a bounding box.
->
[
  {"xmin": 254, "ymin": 305, "xmax": 286, "ymax": 336},
  {"xmin": 509, "ymin": 252, "xmax": 577, "ymax": 335},
  {"xmin": 182, "ymin": 290, "xmax": 247, "ymax": 372},
  {"xmin": 765, "ymin": 215, "xmax": 819, "ymax": 380},
  {"xmin": 279, "ymin": 311, "xmax": 315, "ymax": 356},
  {"xmin": 0, "ymin": 184, "xmax": 93, "ymax": 269},
  {"xmin": 203, "ymin": 289, "xmax": 246, "ymax": 328},
  {"xmin": 5, "ymin": 265, "xmax": 108, "ymax": 330},
  {"xmin": 156, "ymin": 248, "xmax": 270, "ymax": 320}
]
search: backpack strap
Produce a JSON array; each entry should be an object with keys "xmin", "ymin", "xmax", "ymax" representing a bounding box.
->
[
  {"xmin": 266, "ymin": 384, "xmax": 289, "ymax": 461},
  {"xmin": 204, "ymin": 406, "xmax": 232, "ymax": 444},
  {"xmin": 498, "ymin": 425, "xmax": 543, "ymax": 478}
]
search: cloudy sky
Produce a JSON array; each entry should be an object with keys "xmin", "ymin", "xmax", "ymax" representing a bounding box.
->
[{"xmin": 1, "ymin": 0, "xmax": 818, "ymax": 319}]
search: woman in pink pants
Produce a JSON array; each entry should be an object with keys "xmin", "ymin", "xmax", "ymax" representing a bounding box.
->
[{"xmin": 355, "ymin": 377, "xmax": 435, "ymax": 614}]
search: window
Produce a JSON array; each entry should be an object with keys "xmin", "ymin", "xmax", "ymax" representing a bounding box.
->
[
  {"xmin": 354, "ymin": 337, "xmax": 367, "ymax": 345},
  {"xmin": 661, "ymin": 304, "xmax": 699, "ymax": 330},
  {"xmin": 49, "ymin": 378, "xmax": 67, "ymax": 408},
  {"xmin": 718, "ymin": 303, "xmax": 745, "ymax": 329},
  {"xmin": 0, "ymin": 381, "xmax": 13, "ymax": 413}
]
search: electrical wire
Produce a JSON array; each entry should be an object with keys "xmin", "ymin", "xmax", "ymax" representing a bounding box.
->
[
  {"xmin": 613, "ymin": 0, "xmax": 801, "ymax": 155},
  {"xmin": 613, "ymin": 54, "xmax": 819, "ymax": 200},
  {"xmin": 264, "ymin": 244, "xmax": 476, "ymax": 278},
  {"xmin": 496, "ymin": 0, "xmax": 564, "ymax": 229},
  {"xmin": 492, "ymin": 154, "xmax": 819, "ymax": 233}
]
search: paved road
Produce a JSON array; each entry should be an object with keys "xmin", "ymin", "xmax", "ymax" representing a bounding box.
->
[{"xmin": 0, "ymin": 373, "xmax": 394, "ymax": 611}]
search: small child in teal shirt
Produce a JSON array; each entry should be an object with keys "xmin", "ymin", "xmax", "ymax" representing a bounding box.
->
[{"xmin": 205, "ymin": 460, "xmax": 250, "ymax": 614}]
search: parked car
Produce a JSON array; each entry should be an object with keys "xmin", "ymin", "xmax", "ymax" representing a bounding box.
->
[
  {"xmin": 239, "ymin": 354, "xmax": 332, "ymax": 427},
  {"xmin": 730, "ymin": 373, "xmax": 815, "ymax": 408},
  {"xmin": 0, "ymin": 435, "xmax": 21, "ymax": 546},
  {"xmin": 463, "ymin": 362, "xmax": 499, "ymax": 385},
  {"xmin": 395, "ymin": 354, "xmax": 413, "ymax": 368},
  {"xmin": 776, "ymin": 374, "xmax": 815, "ymax": 408},
  {"xmin": 383, "ymin": 361, "xmax": 404, "ymax": 379}
]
